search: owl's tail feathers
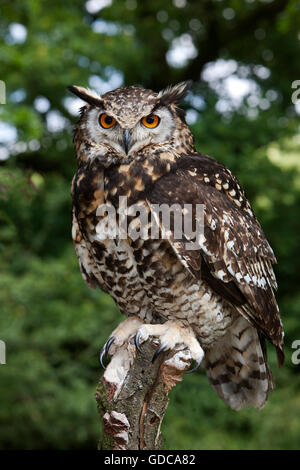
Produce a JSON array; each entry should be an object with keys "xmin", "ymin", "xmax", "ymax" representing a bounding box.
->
[{"xmin": 203, "ymin": 316, "xmax": 274, "ymax": 411}]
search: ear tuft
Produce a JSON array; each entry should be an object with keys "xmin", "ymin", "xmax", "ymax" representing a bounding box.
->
[
  {"xmin": 67, "ymin": 85, "xmax": 103, "ymax": 107},
  {"xmin": 157, "ymin": 80, "xmax": 192, "ymax": 106}
]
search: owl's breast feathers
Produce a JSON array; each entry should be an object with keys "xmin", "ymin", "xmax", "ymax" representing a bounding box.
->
[{"xmin": 71, "ymin": 150, "xmax": 284, "ymax": 365}]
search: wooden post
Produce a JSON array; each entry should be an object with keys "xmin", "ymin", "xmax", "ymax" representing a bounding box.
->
[{"xmin": 95, "ymin": 339, "xmax": 192, "ymax": 450}]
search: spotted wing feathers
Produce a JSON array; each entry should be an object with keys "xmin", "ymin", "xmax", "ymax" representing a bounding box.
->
[{"xmin": 147, "ymin": 153, "xmax": 284, "ymax": 363}]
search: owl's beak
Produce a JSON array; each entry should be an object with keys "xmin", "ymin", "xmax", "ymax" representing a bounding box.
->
[{"xmin": 123, "ymin": 129, "xmax": 131, "ymax": 154}]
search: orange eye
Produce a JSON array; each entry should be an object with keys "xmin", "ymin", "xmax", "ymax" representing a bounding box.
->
[
  {"xmin": 141, "ymin": 114, "xmax": 160, "ymax": 129},
  {"xmin": 99, "ymin": 113, "xmax": 116, "ymax": 129}
]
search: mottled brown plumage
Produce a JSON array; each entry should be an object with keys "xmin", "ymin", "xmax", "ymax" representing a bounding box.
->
[{"xmin": 69, "ymin": 82, "xmax": 284, "ymax": 410}]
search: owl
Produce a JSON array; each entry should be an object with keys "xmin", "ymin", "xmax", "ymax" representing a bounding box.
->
[{"xmin": 68, "ymin": 81, "xmax": 284, "ymax": 411}]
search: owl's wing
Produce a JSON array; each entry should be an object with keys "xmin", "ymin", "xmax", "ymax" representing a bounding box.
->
[
  {"xmin": 71, "ymin": 170, "xmax": 108, "ymax": 293},
  {"xmin": 146, "ymin": 152, "xmax": 284, "ymax": 364}
]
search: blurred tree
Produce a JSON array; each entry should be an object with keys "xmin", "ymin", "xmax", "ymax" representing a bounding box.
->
[{"xmin": 0, "ymin": 0, "xmax": 299, "ymax": 449}]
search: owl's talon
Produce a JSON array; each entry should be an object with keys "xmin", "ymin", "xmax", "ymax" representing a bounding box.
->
[
  {"xmin": 99, "ymin": 317, "xmax": 144, "ymax": 368},
  {"xmin": 185, "ymin": 358, "xmax": 202, "ymax": 374},
  {"xmin": 99, "ymin": 336, "xmax": 115, "ymax": 368},
  {"xmin": 99, "ymin": 347, "xmax": 106, "ymax": 369},
  {"xmin": 134, "ymin": 331, "xmax": 143, "ymax": 354},
  {"xmin": 134, "ymin": 321, "xmax": 204, "ymax": 370},
  {"xmin": 106, "ymin": 336, "xmax": 115, "ymax": 355},
  {"xmin": 152, "ymin": 343, "xmax": 167, "ymax": 363}
]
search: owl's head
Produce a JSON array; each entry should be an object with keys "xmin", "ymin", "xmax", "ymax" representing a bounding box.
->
[{"xmin": 68, "ymin": 82, "xmax": 194, "ymax": 164}]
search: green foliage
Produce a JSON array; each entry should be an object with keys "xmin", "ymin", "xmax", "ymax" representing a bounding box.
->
[{"xmin": 0, "ymin": 0, "xmax": 300, "ymax": 449}]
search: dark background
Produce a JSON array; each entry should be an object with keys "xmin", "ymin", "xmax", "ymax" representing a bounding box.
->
[{"xmin": 0, "ymin": 0, "xmax": 300, "ymax": 449}]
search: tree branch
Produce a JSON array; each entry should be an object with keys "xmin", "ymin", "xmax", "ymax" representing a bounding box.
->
[{"xmin": 96, "ymin": 339, "xmax": 192, "ymax": 450}]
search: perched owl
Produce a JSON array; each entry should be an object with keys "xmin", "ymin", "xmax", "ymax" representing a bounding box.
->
[{"xmin": 68, "ymin": 81, "xmax": 284, "ymax": 411}]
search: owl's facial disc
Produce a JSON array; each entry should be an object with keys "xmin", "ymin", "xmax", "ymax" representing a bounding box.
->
[
  {"xmin": 68, "ymin": 82, "xmax": 192, "ymax": 158},
  {"xmin": 86, "ymin": 104, "xmax": 175, "ymax": 157}
]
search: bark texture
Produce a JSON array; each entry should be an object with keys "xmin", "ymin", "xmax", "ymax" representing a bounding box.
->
[{"xmin": 96, "ymin": 339, "xmax": 192, "ymax": 450}]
